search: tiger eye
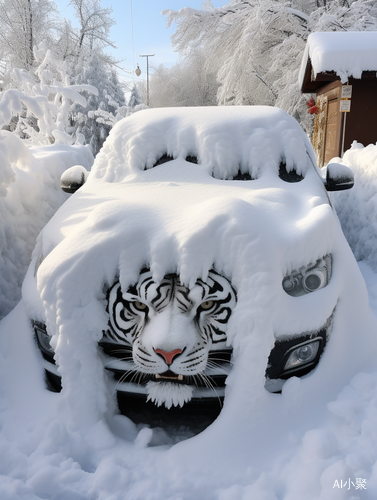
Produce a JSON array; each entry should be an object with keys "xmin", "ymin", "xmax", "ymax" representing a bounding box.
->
[
  {"xmin": 134, "ymin": 301, "xmax": 147, "ymax": 311},
  {"xmin": 200, "ymin": 300, "xmax": 214, "ymax": 310}
]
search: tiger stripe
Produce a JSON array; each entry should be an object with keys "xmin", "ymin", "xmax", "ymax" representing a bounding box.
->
[{"xmin": 103, "ymin": 269, "xmax": 237, "ymax": 406}]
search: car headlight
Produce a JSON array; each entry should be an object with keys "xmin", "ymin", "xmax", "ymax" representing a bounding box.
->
[
  {"xmin": 282, "ymin": 255, "xmax": 332, "ymax": 297},
  {"xmin": 283, "ymin": 340, "xmax": 320, "ymax": 372},
  {"xmin": 32, "ymin": 320, "xmax": 54, "ymax": 358},
  {"xmin": 265, "ymin": 328, "xmax": 328, "ymax": 390}
]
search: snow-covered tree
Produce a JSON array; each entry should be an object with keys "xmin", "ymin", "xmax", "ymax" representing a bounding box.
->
[
  {"xmin": 135, "ymin": 80, "xmax": 147, "ymax": 106},
  {"xmin": 163, "ymin": 0, "xmax": 377, "ymax": 134},
  {"xmin": 0, "ymin": 0, "xmax": 127, "ymax": 155},
  {"xmin": 8, "ymin": 43, "xmax": 98, "ymax": 145},
  {"xmin": 54, "ymin": 18, "xmax": 78, "ymax": 64},
  {"xmin": 60, "ymin": 0, "xmax": 129, "ymax": 154},
  {"xmin": 69, "ymin": 0, "xmax": 116, "ymax": 63},
  {"xmin": 0, "ymin": 0, "xmax": 58, "ymax": 82},
  {"xmin": 128, "ymin": 84, "xmax": 142, "ymax": 108},
  {"xmin": 150, "ymin": 48, "xmax": 218, "ymax": 108},
  {"xmin": 72, "ymin": 52, "xmax": 125, "ymax": 155}
]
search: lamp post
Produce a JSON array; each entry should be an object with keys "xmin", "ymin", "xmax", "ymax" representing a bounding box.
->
[{"xmin": 140, "ymin": 54, "xmax": 154, "ymax": 106}]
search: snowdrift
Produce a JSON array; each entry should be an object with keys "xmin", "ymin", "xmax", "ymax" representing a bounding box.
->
[
  {"xmin": 330, "ymin": 142, "xmax": 377, "ymax": 273},
  {"xmin": 0, "ymin": 132, "xmax": 93, "ymax": 319}
]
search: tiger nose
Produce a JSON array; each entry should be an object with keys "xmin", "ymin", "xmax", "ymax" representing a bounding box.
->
[{"xmin": 155, "ymin": 348, "xmax": 183, "ymax": 365}]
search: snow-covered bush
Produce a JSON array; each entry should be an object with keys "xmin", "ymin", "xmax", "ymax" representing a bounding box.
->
[
  {"xmin": 73, "ymin": 53, "xmax": 126, "ymax": 156},
  {"xmin": 0, "ymin": 132, "xmax": 93, "ymax": 319},
  {"xmin": 0, "ymin": 42, "xmax": 100, "ymax": 319},
  {"xmin": 150, "ymin": 49, "xmax": 218, "ymax": 108},
  {"xmin": 330, "ymin": 142, "xmax": 377, "ymax": 272},
  {"xmin": 10, "ymin": 43, "xmax": 98, "ymax": 146},
  {"xmin": 127, "ymin": 84, "xmax": 142, "ymax": 108}
]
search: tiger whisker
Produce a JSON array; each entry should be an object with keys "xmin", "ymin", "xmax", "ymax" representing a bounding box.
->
[
  {"xmin": 191, "ymin": 374, "xmax": 201, "ymax": 389},
  {"xmin": 116, "ymin": 367, "xmax": 138, "ymax": 387},
  {"xmin": 101, "ymin": 347, "xmax": 133, "ymax": 355},
  {"xmin": 198, "ymin": 372, "xmax": 223, "ymax": 408},
  {"xmin": 206, "ymin": 360, "xmax": 230, "ymax": 369},
  {"xmin": 205, "ymin": 361, "xmax": 231, "ymax": 376},
  {"xmin": 113, "ymin": 371, "xmax": 133, "ymax": 393},
  {"xmin": 129, "ymin": 368, "xmax": 145, "ymax": 385},
  {"xmin": 207, "ymin": 357, "xmax": 235, "ymax": 366},
  {"xmin": 103, "ymin": 356, "xmax": 134, "ymax": 369},
  {"xmin": 135, "ymin": 370, "xmax": 144, "ymax": 386},
  {"xmin": 113, "ymin": 367, "xmax": 149, "ymax": 392}
]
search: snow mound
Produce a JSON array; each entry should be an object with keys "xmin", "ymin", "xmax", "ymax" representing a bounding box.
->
[
  {"xmin": 330, "ymin": 142, "xmax": 377, "ymax": 272},
  {"xmin": 0, "ymin": 133, "xmax": 93, "ymax": 319}
]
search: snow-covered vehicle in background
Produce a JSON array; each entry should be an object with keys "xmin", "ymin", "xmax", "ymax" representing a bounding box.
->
[{"xmin": 23, "ymin": 107, "xmax": 355, "ymax": 422}]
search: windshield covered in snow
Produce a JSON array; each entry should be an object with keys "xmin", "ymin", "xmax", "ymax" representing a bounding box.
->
[{"xmin": 90, "ymin": 106, "xmax": 317, "ymax": 182}]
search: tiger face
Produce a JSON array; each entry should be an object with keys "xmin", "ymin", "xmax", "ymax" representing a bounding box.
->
[{"xmin": 103, "ymin": 270, "xmax": 237, "ymax": 409}]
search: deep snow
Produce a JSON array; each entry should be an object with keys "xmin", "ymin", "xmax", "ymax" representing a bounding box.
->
[{"xmin": 1, "ymin": 107, "xmax": 377, "ymax": 499}]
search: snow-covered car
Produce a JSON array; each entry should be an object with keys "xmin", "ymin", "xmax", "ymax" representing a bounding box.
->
[{"xmin": 23, "ymin": 107, "xmax": 355, "ymax": 420}]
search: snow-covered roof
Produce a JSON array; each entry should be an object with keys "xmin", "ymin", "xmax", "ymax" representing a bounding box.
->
[{"xmin": 299, "ymin": 31, "xmax": 377, "ymax": 87}]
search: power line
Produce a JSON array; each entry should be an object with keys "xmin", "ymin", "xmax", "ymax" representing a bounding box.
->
[{"xmin": 130, "ymin": 0, "xmax": 136, "ymax": 75}]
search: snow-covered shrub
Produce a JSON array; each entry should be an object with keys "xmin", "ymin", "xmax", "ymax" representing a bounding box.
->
[
  {"xmin": 127, "ymin": 84, "xmax": 142, "ymax": 108},
  {"xmin": 0, "ymin": 132, "xmax": 93, "ymax": 319},
  {"xmin": 150, "ymin": 49, "xmax": 219, "ymax": 108},
  {"xmin": 0, "ymin": 43, "xmax": 98, "ymax": 318},
  {"xmin": 72, "ymin": 53, "xmax": 126, "ymax": 156},
  {"xmin": 10, "ymin": 43, "xmax": 98, "ymax": 146},
  {"xmin": 330, "ymin": 142, "xmax": 377, "ymax": 272}
]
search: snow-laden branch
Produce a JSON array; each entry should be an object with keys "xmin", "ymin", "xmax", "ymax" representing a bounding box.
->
[
  {"xmin": 0, "ymin": 89, "xmax": 45, "ymax": 127},
  {"xmin": 4, "ymin": 43, "xmax": 99, "ymax": 145},
  {"xmin": 162, "ymin": 0, "xmax": 377, "ymax": 135}
]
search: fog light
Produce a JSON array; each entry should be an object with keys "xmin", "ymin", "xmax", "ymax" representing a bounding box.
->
[
  {"xmin": 284, "ymin": 340, "xmax": 319, "ymax": 371},
  {"xmin": 34, "ymin": 323, "xmax": 54, "ymax": 356}
]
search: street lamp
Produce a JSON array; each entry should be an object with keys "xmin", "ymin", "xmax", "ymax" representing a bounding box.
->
[{"xmin": 140, "ymin": 54, "xmax": 155, "ymax": 106}]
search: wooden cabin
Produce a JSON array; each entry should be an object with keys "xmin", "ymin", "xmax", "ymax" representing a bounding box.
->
[{"xmin": 300, "ymin": 32, "xmax": 377, "ymax": 167}]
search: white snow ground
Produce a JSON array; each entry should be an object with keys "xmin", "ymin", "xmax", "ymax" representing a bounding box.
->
[{"xmin": 1, "ymin": 110, "xmax": 377, "ymax": 499}]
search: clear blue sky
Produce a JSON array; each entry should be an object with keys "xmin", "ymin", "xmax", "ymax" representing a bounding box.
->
[{"xmin": 54, "ymin": 0, "xmax": 225, "ymax": 83}]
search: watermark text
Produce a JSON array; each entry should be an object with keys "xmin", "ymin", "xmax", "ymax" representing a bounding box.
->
[{"xmin": 333, "ymin": 478, "xmax": 366, "ymax": 490}]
